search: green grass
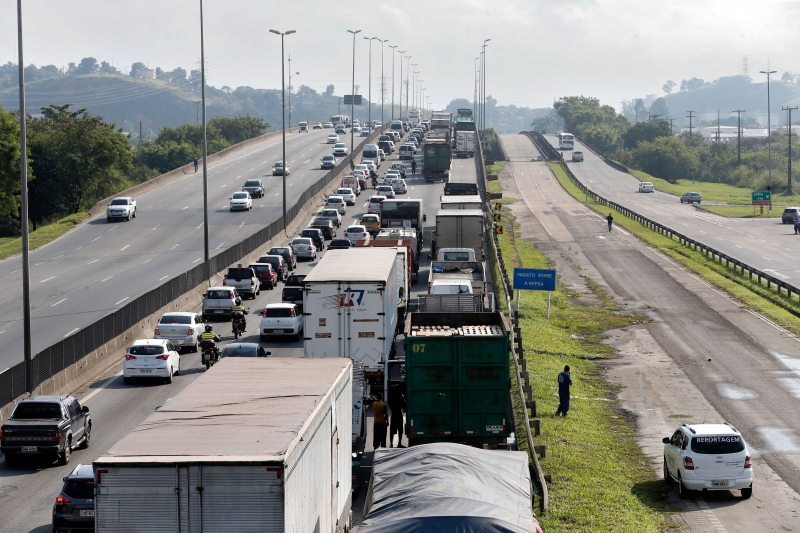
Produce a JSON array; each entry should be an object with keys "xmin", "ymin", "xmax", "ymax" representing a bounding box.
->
[
  {"xmin": 491, "ymin": 206, "xmax": 677, "ymax": 532},
  {"xmin": 487, "ymin": 179, "xmax": 502, "ymax": 194},
  {"xmin": 486, "ymin": 160, "xmax": 509, "ymax": 176},
  {"xmin": 551, "ymin": 162, "xmax": 800, "ymax": 336},
  {"xmin": 0, "ymin": 212, "xmax": 89, "ymax": 260},
  {"xmin": 696, "ymin": 204, "xmax": 782, "ymax": 218}
]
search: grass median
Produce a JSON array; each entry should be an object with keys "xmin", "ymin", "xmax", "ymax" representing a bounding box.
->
[
  {"xmin": 0, "ymin": 212, "xmax": 89, "ymax": 261},
  {"xmin": 550, "ymin": 162, "xmax": 800, "ymax": 335},
  {"xmin": 491, "ymin": 205, "xmax": 678, "ymax": 532}
]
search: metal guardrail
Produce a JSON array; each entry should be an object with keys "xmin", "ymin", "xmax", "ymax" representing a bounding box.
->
[
  {"xmin": 0, "ymin": 126, "xmax": 388, "ymax": 407},
  {"xmin": 523, "ymin": 130, "xmax": 800, "ymax": 318}
]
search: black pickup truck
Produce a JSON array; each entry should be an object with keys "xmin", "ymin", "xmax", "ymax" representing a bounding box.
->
[
  {"xmin": 1, "ymin": 395, "xmax": 91, "ymax": 467},
  {"xmin": 282, "ymin": 274, "xmax": 307, "ymax": 310}
]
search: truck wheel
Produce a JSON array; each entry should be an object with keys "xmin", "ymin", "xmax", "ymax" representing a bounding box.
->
[
  {"xmin": 132, "ymin": 209, "xmax": 136, "ymax": 218},
  {"xmin": 4, "ymin": 453, "xmax": 16, "ymax": 467},
  {"xmin": 80, "ymin": 425, "xmax": 91, "ymax": 449},
  {"xmin": 741, "ymin": 486, "xmax": 753, "ymax": 499},
  {"xmin": 58, "ymin": 440, "xmax": 71, "ymax": 465}
]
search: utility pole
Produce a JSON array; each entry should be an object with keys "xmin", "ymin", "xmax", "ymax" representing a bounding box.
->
[
  {"xmin": 398, "ymin": 51, "xmax": 406, "ymax": 119},
  {"xmin": 716, "ymin": 110, "xmax": 721, "ymax": 144},
  {"xmin": 761, "ymin": 67, "xmax": 777, "ymax": 203},
  {"xmin": 668, "ymin": 117, "xmax": 674, "ymax": 134},
  {"xmin": 783, "ymin": 106, "xmax": 798, "ymax": 192},
  {"xmin": 635, "ymin": 99, "xmax": 639, "ymax": 124},
  {"xmin": 338, "ymin": 97, "xmax": 341, "ymax": 116},
  {"xmin": 405, "ymin": 55, "xmax": 411, "ymax": 119},
  {"xmin": 732, "ymin": 109, "xmax": 746, "ymax": 164},
  {"xmin": 378, "ymin": 38, "xmax": 387, "ymax": 125},
  {"xmin": 389, "ymin": 45, "xmax": 397, "ymax": 120},
  {"xmin": 193, "ymin": 100, "xmax": 201, "ymax": 124},
  {"xmin": 686, "ymin": 111, "xmax": 695, "ymax": 141},
  {"xmin": 269, "ymin": 28, "xmax": 296, "ymax": 232},
  {"xmin": 474, "ymin": 57, "xmax": 479, "ymax": 119},
  {"xmin": 347, "ymin": 30, "xmax": 361, "ymax": 154},
  {"xmin": 483, "ymin": 39, "xmax": 491, "ymax": 135},
  {"xmin": 200, "ymin": 0, "xmax": 210, "ymax": 263},
  {"xmin": 364, "ymin": 37, "xmax": 375, "ymax": 127},
  {"xmin": 139, "ymin": 121, "xmax": 143, "ymax": 145}
]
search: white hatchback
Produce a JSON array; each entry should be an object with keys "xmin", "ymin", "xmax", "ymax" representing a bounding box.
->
[
  {"xmin": 325, "ymin": 196, "xmax": 346, "ymax": 215},
  {"xmin": 639, "ymin": 182, "xmax": 654, "ymax": 193},
  {"xmin": 377, "ymin": 185, "xmax": 396, "ymax": 199},
  {"xmin": 229, "ymin": 192, "xmax": 252, "ymax": 211},
  {"xmin": 344, "ymin": 225, "xmax": 371, "ymax": 245},
  {"xmin": 336, "ymin": 188, "xmax": 357, "ymax": 206},
  {"xmin": 392, "ymin": 178, "xmax": 407, "ymax": 194},
  {"xmin": 327, "ymin": 133, "xmax": 339, "ymax": 143},
  {"xmin": 124, "ymin": 339, "xmax": 180, "ymax": 384},
  {"xmin": 290, "ymin": 237, "xmax": 317, "ymax": 261},
  {"xmin": 368, "ymin": 195, "xmax": 386, "ymax": 214},
  {"xmin": 260, "ymin": 303, "xmax": 304, "ymax": 341}
]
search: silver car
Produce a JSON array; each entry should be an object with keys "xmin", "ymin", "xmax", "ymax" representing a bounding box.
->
[
  {"xmin": 154, "ymin": 312, "xmax": 204, "ymax": 352},
  {"xmin": 680, "ymin": 192, "xmax": 702, "ymax": 204},
  {"xmin": 202, "ymin": 286, "xmax": 238, "ymax": 319},
  {"xmin": 291, "ymin": 237, "xmax": 317, "ymax": 260}
]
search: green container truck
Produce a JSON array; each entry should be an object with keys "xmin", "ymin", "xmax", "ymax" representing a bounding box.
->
[
  {"xmin": 423, "ymin": 140, "xmax": 452, "ymax": 183},
  {"xmin": 401, "ymin": 312, "xmax": 511, "ymax": 447}
]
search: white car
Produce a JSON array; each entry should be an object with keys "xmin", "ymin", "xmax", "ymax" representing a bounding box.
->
[
  {"xmin": 154, "ymin": 312, "xmax": 204, "ymax": 352},
  {"xmin": 368, "ymin": 195, "xmax": 385, "ymax": 214},
  {"xmin": 325, "ymin": 195, "xmax": 346, "ymax": 215},
  {"xmin": 378, "ymin": 149, "xmax": 386, "ymax": 161},
  {"xmin": 123, "ymin": 339, "xmax": 180, "ymax": 384},
  {"xmin": 327, "ymin": 133, "xmax": 339, "ymax": 144},
  {"xmin": 639, "ymin": 182, "xmax": 654, "ymax": 193},
  {"xmin": 384, "ymin": 171, "xmax": 401, "ymax": 184},
  {"xmin": 333, "ymin": 143, "xmax": 349, "ymax": 156},
  {"xmin": 663, "ymin": 423, "xmax": 753, "ymax": 500},
  {"xmin": 572, "ymin": 151, "xmax": 584, "ymax": 162},
  {"xmin": 336, "ymin": 187, "xmax": 357, "ymax": 206},
  {"xmin": 344, "ymin": 225, "xmax": 371, "ymax": 245},
  {"xmin": 403, "ymin": 142, "xmax": 417, "ymax": 153},
  {"xmin": 377, "ymin": 185, "xmax": 396, "ymax": 199},
  {"xmin": 229, "ymin": 191, "xmax": 252, "ymax": 211},
  {"xmin": 291, "ymin": 237, "xmax": 317, "ymax": 261},
  {"xmin": 354, "ymin": 164, "xmax": 370, "ymax": 175},
  {"xmin": 324, "ymin": 122, "xmax": 334, "ymax": 128},
  {"xmin": 362, "ymin": 160, "xmax": 378, "ymax": 173},
  {"xmin": 319, "ymin": 208, "xmax": 343, "ymax": 227},
  {"xmin": 361, "ymin": 127, "xmax": 370, "ymax": 137},
  {"xmin": 392, "ymin": 178, "xmax": 407, "ymax": 194},
  {"xmin": 260, "ymin": 303, "xmax": 304, "ymax": 341}
]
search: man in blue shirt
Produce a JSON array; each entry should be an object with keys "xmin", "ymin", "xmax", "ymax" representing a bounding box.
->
[{"xmin": 556, "ymin": 365, "xmax": 572, "ymax": 417}]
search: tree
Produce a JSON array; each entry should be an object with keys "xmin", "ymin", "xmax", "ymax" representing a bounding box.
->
[
  {"xmin": 633, "ymin": 136, "xmax": 698, "ymax": 183},
  {"xmin": 530, "ymin": 110, "xmax": 560, "ymax": 133},
  {"xmin": 189, "ymin": 69, "xmax": 202, "ymax": 90},
  {"xmin": 0, "ymin": 107, "xmax": 25, "ymax": 218},
  {"xmin": 165, "ymin": 67, "xmax": 187, "ymax": 83},
  {"xmin": 99, "ymin": 61, "xmax": 118, "ymax": 74},
  {"xmin": 649, "ymin": 97, "xmax": 670, "ymax": 119},
  {"xmin": 208, "ymin": 115, "xmax": 269, "ymax": 144},
  {"xmin": 155, "ymin": 67, "xmax": 165, "ymax": 78},
  {"xmin": 782, "ymin": 71, "xmax": 794, "ymax": 82},
  {"xmin": 130, "ymin": 62, "xmax": 146, "ymax": 78},
  {"xmin": 662, "ymin": 80, "xmax": 676, "ymax": 94},
  {"xmin": 623, "ymin": 121, "xmax": 673, "ymax": 150},
  {"xmin": 77, "ymin": 57, "xmax": 99, "ymax": 75},
  {"xmin": 324, "ymin": 85, "xmax": 335, "ymax": 97},
  {"xmin": 680, "ymin": 77, "xmax": 706, "ymax": 91},
  {"xmin": 296, "ymin": 85, "xmax": 318, "ymax": 98}
]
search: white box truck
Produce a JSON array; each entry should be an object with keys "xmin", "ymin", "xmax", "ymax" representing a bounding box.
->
[
  {"xmin": 455, "ymin": 130, "xmax": 476, "ymax": 157},
  {"xmin": 440, "ymin": 195, "xmax": 482, "ymax": 210},
  {"xmin": 430, "ymin": 209, "xmax": 485, "ymax": 259},
  {"xmin": 94, "ymin": 358, "xmax": 353, "ymax": 533},
  {"xmin": 304, "ymin": 249, "xmax": 399, "ymax": 386}
]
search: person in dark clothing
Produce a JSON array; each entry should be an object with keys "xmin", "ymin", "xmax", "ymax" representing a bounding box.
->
[
  {"xmin": 411, "ymin": 159, "xmax": 416, "ymax": 175},
  {"xmin": 372, "ymin": 393, "xmax": 388, "ymax": 449},
  {"xmin": 388, "ymin": 391, "xmax": 406, "ymax": 448},
  {"xmin": 606, "ymin": 213, "xmax": 613, "ymax": 232},
  {"xmin": 194, "ymin": 158, "xmax": 199, "ymax": 172},
  {"xmin": 555, "ymin": 365, "xmax": 572, "ymax": 417}
]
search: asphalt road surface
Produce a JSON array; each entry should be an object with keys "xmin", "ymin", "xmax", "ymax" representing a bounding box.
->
[{"xmin": 0, "ymin": 128, "xmax": 374, "ymax": 370}]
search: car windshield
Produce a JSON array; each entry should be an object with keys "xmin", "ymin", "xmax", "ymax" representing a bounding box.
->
[
  {"xmin": 443, "ymin": 251, "xmax": 471, "ymax": 261},
  {"xmin": 335, "ymin": 143, "xmax": 346, "ymax": 148},
  {"xmin": 292, "ymin": 238, "xmax": 312, "ymax": 245},
  {"xmin": 330, "ymin": 240, "xmax": 351, "ymax": 247},
  {"xmin": 362, "ymin": 216, "xmax": 378, "ymax": 222},
  {"xmin": 264, "ymin": 307, "xmax": 293, "ymax": 317},
  {"xmin": 690, "ymin": 435, "xmax": 746, "ymax": 454},
  {"xmin": 274, "ymin": 162, "xmax": 284, "ymax": 167},
  {"xmin": 323, "ymin": 156, "xmax": 334, "ymax": 161},
  {"xmin": 129, "ymin": 345, "xmax": 166, "ymax": 355},
  {"xmin": 244, "ymin": 180, "xmax": 260, "ymax": 187},
  {"xmin": 110, "ymin": 198, "xmax": 129, "ymax": 205},
  {"xmin": 232, "ymin": 192, "xmax": 248, "ymax": 199},
  {"xmin": 249, "ymin": 265, "xmax": 272, "ymax": 274},
  {"xmin": 784, "ymin": 209, "xmax": 796, "ymax": 214},
  {"xmin": 328, "ymin": 198, "xmax": 342, "ymax": 203},
  {"xmin": 312, "ymin": 220, "xmax": 329, "ymax": 226},
  {"xmin": 222, "ymin": 346, "xmax": 259, "ymax": 357},
  {"xmin": 207, "ymin": 290, "xmax": 234, "ymax": 299},
  {"xmin": 347, "ymin": 226, "xmax": 366, "ymax": 233},
  {"xmin": 302, "ymin": 230, "xmax": 320, "ymax": 237},
  {"xmin": 378, "ymin": 187, "xmax": 393, "ymax": 192},
  {"xmin": 370, "ymin": 197, "xmax": 385, "ymax": 203},
  {"xmin": 159, "ymin": 315, "xmax": 191, "ymax": 324},
  {"xmin": 337, "ymin": 189, "xmax": 352, "ymax": 195},
  {"xmin": 322, "ymin": 210, "xmax": 338, "ymax": 216},
  {"xmin": 269, "ymin": 248, "xmax": 290, "ymax": 255},
  {"xmin": 258, "ymin": 256, "xmax": 280, "ymax": 265},
  {"xmin": 12, "ymin": 402, "xmax": 62, "ymax": 419},
  {"xmin": 63, "ymin": 480, "xmax": 95, "ymax": 500}
]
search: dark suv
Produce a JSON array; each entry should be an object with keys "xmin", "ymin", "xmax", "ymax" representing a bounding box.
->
[
  {"xmin": 242, "ymin": 179, "xmax": 264, "ymax": 198},
  {"xmin": 301, "ymin": 228, "xmax": 325, "ymax": 250},
  {"xmin": 268, "ymin": 246, "xmax": 296, "ymax": 270},
  {"xmin": 256, "ymin": 255, "xmax": 288, "ymax": 281},
  {"xmin": 782, "ymin": 207, "xmax": 800, "ymax": 224},
  {"xmin": 52, "ymin": 463, "xmax": 95, "ymax": 532}
]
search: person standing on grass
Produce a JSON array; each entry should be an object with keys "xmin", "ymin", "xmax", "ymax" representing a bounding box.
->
[
  {"xmin": 372, "ymin": 393, "xmax": 389, "ymax": 449},
  {"xmin": 555, "ymin": 365, "xmax": 573, "ymax": 417},
  {"xmin": 606, "ymin": 213, "xmax": 614, "ymax": 232},
  {"xmin": 793, "ymin": 212, "xmax": 799, "ymax": 234}
]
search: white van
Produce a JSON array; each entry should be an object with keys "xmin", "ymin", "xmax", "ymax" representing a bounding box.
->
[
  {"xmin": 298, "ymin": 121, "xmax": 309, "ymax": 133},
  {"xmin": 399, "ymin": 144, "xmax": 415, "ymax": 160},
  {"xmin": 390, "ymin": 121, "xmax": 404, "ymax": 135},
  {"xmin": 362, "ymin": 144, "xmax": 380, "ymax": 161}
]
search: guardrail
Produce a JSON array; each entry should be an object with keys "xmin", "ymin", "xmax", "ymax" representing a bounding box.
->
[
  {"xmin": 523, "ymin": 130, "xmax": 800, "ymax": 318},
  {"xmin": 0, "ymin": 126, "xmax": 388, "ymax": 408}
]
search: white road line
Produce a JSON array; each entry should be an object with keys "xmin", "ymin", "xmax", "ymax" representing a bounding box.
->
[
  {"xmin": 0, "ymin": 331, "xmax": 5, "ymax": 335},
  {"xmin": 64, "ymin": 327, "xmax": 80, "ymax": 338},
  {"xmin": 142, "ymin": 258, "xmax": 152, "ymax": 264},
  {"xmin": 35, "ymin": 261, "xmax": 45, "ymax": 266},
  {"xmin": 152, "ymin": 225, "xmax": 160, "ymax": 231},
  {"xmin": 196, "ymin": 223, "xmax": 204, "ymax": 229},
  {"xmin": 120, "ymin": 245, "xmax": 130, "ymax": 251},
  {"xmin": 171, "ymin": 244, "xmax": 179, "ymax": 250},
  {"xmin": 40, "ymin": 276, "xmax": 54, "ymax": 283},
  {"xmin": 181, "ymin": 206, "xmax": 188, "ymax": 210},
  {"xmin": 115, "ymin": 297, "xmax": 129, "ymax": 305},
  {"xmin": 159, "ymin": 275, "xmax": 169, "ymax": 281},
  {"xmin": 9, "ymin": 269, "xmax": 20, "ymax": 274},
  {"xmin": 91, "ymin": 236, "xmax": 101, "ymax": 242},
  {"xmin": 108, "ymin": 226, "xmax": 117, "ymax": 232},
  {"xmin": 735, "ymin": 245, "xmax": 742, "ymax": 248},
  {"xmin": 192, "ymin": 257, "xmax": 202, "ymax": 263},
  {"xmin": 220, "ymin": 184, "xmax": 226, "ymax": 188},
  {"xmin": 73, "ymin": 247, "xmax": 82, "ymax": 252},
  {"xmin": 51, "ymin": 298, "xmax": 67, "ymax": 307},
  {"xmin": 53, "ymin": 255, "xmax": 64, "ymax": 260},
  {"xmin": 87, "ymin": 260, "xmax": 98, "ymax": 265},
  {"xmin": 101, "ymin": 276, "xmax": 113, "ymax": 282},
  {"xmin": 239, "ymin": 221, "xmax": 245, "ymax": 228},
  {"xmin": 216, "ymin": 242, "xmax": 225, "ymax": 249}
]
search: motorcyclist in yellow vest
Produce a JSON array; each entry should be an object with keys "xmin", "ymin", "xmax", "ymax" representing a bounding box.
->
[
  {"xmin": 231, "ymin": 298, "xmax": 248, "ymax": 330},
  {"xmin": 199, "ymin": 325, "xmax": 221, "ymax": 360}
]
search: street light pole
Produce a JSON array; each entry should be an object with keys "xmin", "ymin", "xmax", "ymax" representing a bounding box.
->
[
  {"xmin": 364, "ymin": 37, "xmax": 375, "ymax": 127},
  {"xmin": 411, "ymin": 66, "xmax": 417, "ymax": 109},
  {"xmin": 399, "ymin": 51, "xmax": 406, "ymax": 119},
  {"xmin": 483, "ymin": 39, "xmax": 491, "ymax": 137},
  {"xmin": 404, "ymin": 56, "xmax": 411, "ymax": 119},
  {"xmin": 348, "ymin": 30, "xmax": 362, "ymax": 154},
  {"xmin": 288, "ymin": 68, "xmax": 299, "ymax": 130},
  {"xmin": 475, "ymin": 58, "xmax": 479, "ymax": 127},
  {"xmin": 17, "ymin": 0, "xmax": 33, "ymax": 392},
  {"xmin": 389, "ymin": 45, "xmax": 397, "ymax": 120},
  {"xmin": 761, "ymin": 68, "xmax": 777, "ymax": 204},
  {"xmin": 193, "ymin": 100, "xmax": 201, "ymax": 125},
  {"xmin": 783, "ymin": 106, "xmax": 798, "ymax": 193},
  {"xmin": 270, "ymin": 28, "xmax": 296, "ymax": 232},
  {"xmin": 200, "ymin": 0, "xmax": 210, "ymax": 264},
  {"xmin": 378, "ymin": 38, "xmax": 387, "ymax": 125}
]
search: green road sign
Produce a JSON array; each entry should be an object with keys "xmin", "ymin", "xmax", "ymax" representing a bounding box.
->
[{"xmin": 752, "ymin": 191, "xmax": 772, "ymax": 205}]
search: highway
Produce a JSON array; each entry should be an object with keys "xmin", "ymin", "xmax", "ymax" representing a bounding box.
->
[
  {"xmin": 0, "ymin": 128, "xmax": 374, "ymax": 370},
  {"xmin": 545, "ymin": 134, "xmax": 800, "ymax": 287}
]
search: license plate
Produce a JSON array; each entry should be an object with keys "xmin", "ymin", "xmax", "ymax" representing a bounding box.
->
[
  {"xmin": 80, "ymin": 510, "xmax": 95, "ymax": 517},
  {"xmin": 711, "ymin": 480, "xmax": 729, "ymax": 487},
  {"xmin": 214, "ymin": 309, "xmax": 224, "ymax": 313},
  {"xmin": 273, "ymin": 330, "xmax": 284, "ymax": 334},
  {"xmin": 176, "ymin": 340, "xmax": 184, "ymax": 344},
  {"xmin": 140, "ymin": 369, "xmax": 153, "ymax": 373},
  {"xmin": 21, "ymin": 446, "xmax": 37, "ymax": 452}
]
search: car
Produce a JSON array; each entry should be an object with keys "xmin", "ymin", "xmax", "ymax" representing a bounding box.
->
[
  {"xmin": 319, "ymin": 208, "xmax": 343, "ymax": 227},
  {"xmin": 399, "ymin": 145, "xmax": 415, "ymax": 159},
  {"xmin": 301, "ymin": 228, "xmax": 326, "ymax": 250},
  {"xmin": 291, "ymin": 237, "xmax": 317, "ymax": 261},
  {"xmin": 368, "ymin": 195, "xmax": 385, "ymax": 214},
  {"xmin": 333, "ymin": 142, "xmax": 349, "ymax": 156},
  {"xmin": 378, "ymin": 140, "xmax": 393, "ymax": 154},
  {"xmin": 123, "ymin": 339, "xmax": 180, "ymax": 385},
  {"xmin": 256, "ymin": 254, "xmax": 289, "ymax": 281},
  {"xmin": 229, "ymin": 191, "xmax": 252, "ymax": 211},
  {"xmin": 268, "ymin": 246, "xmax": 297, "ymax": 270},
  {"xmin": 354, "ymin": 163, "xmax": 370, "ymax": 175},
  {"xmin": 335, "ymin": 124, "xmax": 346, "ymax": 134},
  {"xmin": 378, "ymin": 148, "xmax": 386, "ymax": 161},
  {"xmin": 389, "ymin": 162, "xmax": 407, "ymax": 178},
  {"xmin": 298, "ymin": 121, "xmax": 309, "ymax": 133},
  {"xmin": 273, "ymin": 161, "xmax": 290, "ymax": 175},
  {"xmin": 387, "ymin": 140, "xmax": 395, "ymax": 152},
  {"xmin": 353, "ymin": 169, "xmax": 368, "ymax": 183},
  {"xmin": 328, "ymin": 238, "xmax": 353, "ymax": 250},
  {"xmin": 223, "ymin": 266, "xmax": 260, "ymax": 299},
  {"xmin": 392, "ymin": 178, "xmax": 408, "ymax": 194},
  {"xmin": 52, "ymin": 464, "xmax": 96, "ymax": 531},
  {"xmin": 336, "ymin": 187, "xmax": 357, "ymax": 206},
  {"xmin": 572, "ymin": 151, "xmax": 584, "ymax": 162},
  {"xmin": 248, "ymin": 262, "xmax": 278, "ymax": 290},
  {"xmin": 344, "ymin": 225, "xmax": 371, "ymax": 245},
  {"xmin": 260, "ymin": 303, "xmax": 304, "ymax": 341},
  {"xmin": 680, "ymin": 191, "xmax": 702, "ymax": 204},
  {"xmin": 327, "ymin": 133, "xmax": 340, "ymax": 143},
  {"xmin": 154, "ymin": 312, "xmax": 203, "ymax": 352},
  {"xmin": 379, "ymin": 134, "xmax": 392, "ymax": 143},
  {"xmin": 311, "ymin": 218, "xmax": 337, "ymax": 239},
  {"xmin": 384, "ymin": 170, "xmax": 401, "ymax": 183},
  {"xmin": 388, "ymin": 131, "xmax": 400, "ymax": 143},
  {"xmin": 361, "ymin": 127, "xmax": 371, "ymax": 137},
  {"xmin": 324, "ymin": 122, "xmax": 334, "ymax": 128},
  {"xmin": 325, "ymin": 195, "xmax": 346, "ymax": 215},
  {"xmin": 377, "ymin": 185, "xmax": 396, "ymax": 199},
  {"xmin": 341, "ymin": 175, "xmax": 361, "ymax": 195},
  {"xmin": 404, "ymin": 140, "xmax": 418, "ymax": 151},
  {"xmin": 361, "ymin": 213, "xmax": 380, "ymax": 235},
  {"xmin": 106, "ymin": 196, "xmax": 137, "ymax": 222},
  {"xmin": 242, "ymin": 179, "xmax": 265, "ymax": 198},
  {"xmin": 663, "ymin": 423, "xmax": 753, "ymax": 500},
  {"xmin": 313, "ymin": 122, "xmax": 323, "ymax": 129},
  {"xmin": 282, "ymin": 274, "xmax": 306, "ymax": 309},
  {"xmin": 202, "ymin": 286, "xmax": 238, "ymax": 318},
  {"xmin": 782, "ymin": 207, "xmax": 800, "ymax": 224},
  {"xmin": 321, "ymin": 154, "xmax": 337, "ymax": 169},
  {"xmin": 362, "ymin": 159, "xmax": 378, "ymax": 173},
  {"xmin": 220, "ymin": 343, "xmax": 270, "ymax": 358},
  {"xmin": 639, "ymin": 182, "xmax": 654, "ymax": 193}
]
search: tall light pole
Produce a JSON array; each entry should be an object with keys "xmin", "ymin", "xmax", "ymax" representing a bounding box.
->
[
  {"xmin": 364, "ymin": 37, "xmax": 376, "ymax": 127},
  {"xmin": 288, "ymin": 68, "xmax": 299, "ymax": 129},
  {"xmin": 193, "ymin": 100, "xmax": 201, "ymax": 124},
  {"xmin": 783, "ymin": 106, "xmax": 798, "ymax": 193},
  {"xmin": 411, "ymin": 66, "xmax": 417, "ymax": 109},
  {"xmin": 404, "ymin": 55, "xmax": 411, "ymax": 119},
  {"xmin": 200, "ymin": 0, "xmax": 210, "ymax": 264},
  {"xmin": 348, "ymin": 30, "xmax": 361, "ymax": 153},
  {"xmin": 482, "ymin": 39, "xmax": 491, "ymax": 136},
  {"xmin": 378, "ymin": 38, "xmax": 388, "ymax": 125},
  {"xmin": 475, "ymin": 58, "xmax": 480, "ymax": 127},
  {"xmin": 389, "ymin": 45, "xmax": 398, "ymax": 120},
  {"xmin": 761, "ymin": 68, "xmax": 777, "ymax": 204},
  {"xmin": 17, "ymin": 0, "xmax": 32, "ymax": 392},
  {"xmin": 418, "ymin": 81, "xmax": 424, "ymax": 115},
  {"xmin": 269, "ymin": 28, "xmax": 296, "ymax": 232},
  {"xmin": 399, "ymin": 51, "xmax": 406, "ymax": 119}
]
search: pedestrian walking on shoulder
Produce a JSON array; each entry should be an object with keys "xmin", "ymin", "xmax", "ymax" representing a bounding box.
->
[
  {"xmin": 555, "ymin": 365, "xmax": 572, "ymax": 417},
  {"xmin": 606, "ymin": 213, "xmax": 613, "ymax": 232},
  {"xmin": 194, "ymin": 158, "xmax": 199, "ymax": 173},
  {"xmin": 372, "ymin": 393, "xmax": 389, "ymax": 449},
  {"xmin": 388, "ymin": 391, "xmax": 406, "ymax": 448},
  {"xmin": 411, "ymin": 159, "xmax": 416, "ymax": 175},
  {"xmin": 793, "ymin": 213, "xmax": 799, "ymax": 234}
]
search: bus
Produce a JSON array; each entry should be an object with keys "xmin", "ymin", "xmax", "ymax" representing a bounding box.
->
[
  {"xmin": 408, "ymin": 109, "xmax": 420, "ymax": 124},
  {"xmin": 330, "ymin": 115, "xmax": 350, "ymax": 125},
  {"xmin": 558, "ymin": 132, "xmax": 575, "ymax": 150}
]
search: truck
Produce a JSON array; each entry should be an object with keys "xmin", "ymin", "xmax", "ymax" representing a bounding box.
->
[
  {"xmin": 374, "ymin": 228, "xmax": 419, "ymax": 280},
  {"xmin": 408, "ymin": 108, "xmax": 420, "ymax": 124},
  {"xmin": 351, "ymin": 361, "xmax": 367, "ymax": 497},
  {"xmin": 360, "ymin": 443, "xmax": 542, "ymax": 533},
  {"xmin": 443, "ymin": 182, "xmax": 478, "ymax": 196},
  {"xmin": 434, "ymin": 248, "xmax": 477, "ymax": 262},
  {"xmin": 440, "ymin": 195, "xmax": 482, "ymax": 210},
  {"xmin": 282, "ymin": 273, "xmax": 306, "ymax": 309},
  {"xmin": 455, "ymin": 130, "xmax": 476, "ymax": 158},
  {"xmin": 355, "ymin": 240, "xmax": 411, "ymax": 330},
  {"xmin": 93, "ymin": 357, "xmax": 352, "ymax": 533},
  {"xmin": 106, "ymin": 197, "xmax": 136, "ymax": 222},
  {"xmin": 304, "ymin": 249, "xmax": 399, "ymax": 386},
  {"xmin": 400, "ymin": 312, "xmax": 512, "ymax": 447},
  {"xmin": 378, "ymin": 199, "xmax": 425, "ymax": 248},
  {"xmin": 428, "ymin": 260, "xmax": 487, "ymax": 295},
  {"xmin": 430, "ymin": 209, "xmax": 485, "ymax": 258},
  {"xmin": 430, "ymin": 111, "xmax": 452, "ymax": 142},
  {"xmin": 223, "ymin": 265, "xmax": 260, "ymax": 299},
  {"xmin": 423, "ymin": 140, "xmax": 452, "ymax": 182}
]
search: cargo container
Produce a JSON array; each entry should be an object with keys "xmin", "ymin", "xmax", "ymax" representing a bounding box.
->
[
  {"xmin": 440, "ymin": 195, "xmax": 482, "ymax": 210},
  {"xmin": 401, "ymin": 312, "xmax": 511, "ymax": 447},
  {"xmin": 94, "ymin": 358, "xmax": 353, "ymax": 533},
  {"xmin": 430, "ymin": 209, "xmax": 484, "ymax": 258},
  {"xmin": 423, "ymin": 141, "xmax": 452, "ymax": 182},
  {"xmin": 374, "ymin": 227, "xmax": 419, "ymax": 279},
  {"xmin": 351, "ymin": 361, "xmax": 367, "ymax": 498},
  {"xmin": 443, "ymin": 182, "xmax": 478, "ymax": 196},
  {"xmin": 378, "ymin": 199, "xmax": 425, "ymax": 246},
  {"xmin": 304, "ymin": 249, "xmax": 399, "ymax": 385},
  {"xmin": 354, "ymin": 240, "xmax": 410, "ymax": 329},
  {"xmin": 455, "ymin": 130, "xmax": 476, "ymax": 158}
]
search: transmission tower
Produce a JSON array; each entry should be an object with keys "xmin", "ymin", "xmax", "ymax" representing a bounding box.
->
[{"xmin": 741, "ymin": 56, "xmax": 749, "ymax": 77}]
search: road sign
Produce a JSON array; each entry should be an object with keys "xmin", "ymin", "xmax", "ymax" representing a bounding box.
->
[
  {"xmin": 495, "ymin": 225, "xmax": 503, "ymax": 234},
  {"xmin": 343, "ymin": 95, "xmax": 362, "ymax": 105},
  {"xmin": 495, "ymin": 203, "xmax": 502, "ymax": 211},
  {"xmin": 513, "ymin": 268, "xmax": 556, "ymax": 291},
  {"xmin": 752, "ymin": 191, "xmax": 771, "ymax": 205},
  {"xmin": 493, "ymin": 213, "xmax": 501, "ymax": 222}
]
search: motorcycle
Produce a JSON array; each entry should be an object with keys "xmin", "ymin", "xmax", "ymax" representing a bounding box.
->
[
  {"xmin": 199, "ymin": 339, "xmax": 218, "ymax": 370},
  {"xmin": 231, "ymin": 309, "xmax": 248, "ymax": 339}
]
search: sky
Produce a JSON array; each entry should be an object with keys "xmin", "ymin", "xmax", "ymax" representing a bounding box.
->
[{"xmin": 2, "ymin": 0, "xmax": 800, "ymax": 112}]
